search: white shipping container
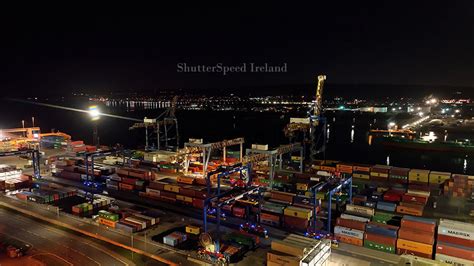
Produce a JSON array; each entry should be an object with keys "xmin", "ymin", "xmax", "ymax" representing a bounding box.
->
[
  {"xmin": 163, "ymin": 235, "xmax": 179, "ymax": 246},
  {"xmin": 438, "ymin": 225, "xmax": 474, "ymax": 241},
  {"xmin": 340, "ymin": 213, "xmax": 371, "ymax": 223},
  {"xmin": 146, "ymin": 188, "xmax": 160, "ymax": 196},
  {"xmin": 435, "ymin": 253, "xmax": 474, "ymax": 266},
  {"xmin": 133, "ymin": 214, "xmax": 156, "ymax": 225},
  {"xmin": 346, "ymin": 204, "xmax": 375, "ymax": 217},
  {"xmin": 251, "ymin": 144, "xmax": 268, "ymax": 150},
  {"xmin": 334, "ymin": 226, "xmax": 364, "ymax": 239},
  {"xmin": 125, "ymin": 217, "xmax": 146, "ymax": 229},
  {"xmin": 440, "ymin": 219, "xmax": 474, "ymax": 232},
  {"xmin": 407, "ymin": 189, "xmax": 431, "ymax": 197}
]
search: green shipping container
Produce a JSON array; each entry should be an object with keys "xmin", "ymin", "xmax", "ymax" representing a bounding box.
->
[{"xmin": 364, "ymin": 240, "xmax": 396, "ymax": 254}]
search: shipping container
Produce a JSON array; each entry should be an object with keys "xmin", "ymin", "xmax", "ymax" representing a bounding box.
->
[
  {"xmin": 270, "ymin": 191, "xmax": 295, "ymax": 204},
  {"xmin": 267, "ymin": 250, "xmax": 300, "ymax": 266},
  {"xmin": 364, "ymin": 239, "xmax": 396, "ymax": 254},
  {"xmin": 435, "ymin": 253, "xmax": 474, "ymax": 266},
  {"xmin": 397, "ymin": 238, "xmax": 433, "ymax": 256},
  {"xmin": 364, "ymin": 232, "xmax": 397, "ymax": 246},
  {"xmin": 429, "ymin": 171, "xmax": 451, "ymax": 185},
  {"xmin": 336, "ymin": 163, "xmax": 353, "ymax": 174},
  {"xmin": 397, "ymin": 205, "xmax": 423, "ymax": 217},
  {"xmin": 409, "ymin": 169, "xmax": 430, "ymax": 184},
  {"xmin": 436, "ymin": 242, "xmax": 474, "ymax": 261},
  {"xmin": 389, "ymin": 167, "xmax": 410, "ymax": 184},
  {"xmin": 397, "ymin": 248, "xmax": 433, "ymax": 259},
  {"xmin": 437, "ymin": 234, "xmax": 474, "ymax": 248},
  {"xmin": 402, "ymin": 193, "xmax": 428, "ymax": 205},
  {"xmin": 366, "ymin": 222, "xmax": 399, "ymax": 238},
  {"xmin": 377, "ymin": 201, "xmax": 397, "ymax": 212},
  {"xmin": 284, "ymin": 206, "xmax": 312, "ymax": 220},
  {"xmin": 340, "ymin": 213, "xmax": 371, "ymax": 223},
  {"xmin": 398, "ymin": 228, "xmax": 434, "ymax": 245},
  {"xmin": 283, "ymin": 215, "xmax": 308, "ymax": 231},
  {"xmin": 262, "ymin": 201, "xmax": 286, "ymax": 214},
  {"xmin": 334, "ymin": 226, "xmax": 364, "ymax": 239},
  {"xmin": 335, "ymin": 233, "xmax": 363, "ymax": 246},
  {"xmin": 115, "ymin": 221, "xmax": 136, "ymax": 233},
  {"xmin": 260, "ymin": 212, "xmax": 281, "ymax": 227},
  {"xmin": 346, "ymin": 204, "xmax": 375, "ymax": 217},
  {"xmin": 336, "ymin": 217, "xmax": 366, "ymax": 231},
  {"xmin": 401, "ymin": 218, "xmax": 435, "ymax": 233}
]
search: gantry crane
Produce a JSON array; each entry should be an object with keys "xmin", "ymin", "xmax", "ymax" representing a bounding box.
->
[
  {"xmin": 284, "ymin": 75, "xmax": 327, "ymax": 161},
  {"xmin": 178, "ymin": 138, "xmax": 245, "ymax": 176},
  {"xmin": 0, "ymin": 149, "xmax": 41, "ymax": 178},
  {"xmin": 129, "ymin": 96, "xmax": 179, "ymax": 150},
  {"xmin": 244, "ymin": 143, "xmax": 303, "ymax": 189}
]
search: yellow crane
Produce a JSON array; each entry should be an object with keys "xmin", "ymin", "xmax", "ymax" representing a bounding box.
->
[{"xmin": 283, "ymin": 75, "xmax": 327, "ymax": 161}]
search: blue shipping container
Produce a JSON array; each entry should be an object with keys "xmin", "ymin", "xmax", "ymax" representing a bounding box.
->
[
  {"xmin": 403, "ymin": 215, "xmax": 436, "ymax": 225},
  {"xmin": 365, "ymin": 224, "xmax": 398, "ymax": 238},
  {"xmin": 376, "ymin": 201, "xmax": 397, "ymax": 212}
]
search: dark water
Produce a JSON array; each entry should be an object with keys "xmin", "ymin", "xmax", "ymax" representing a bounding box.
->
[{"xmin": 1, "ymin": 99, "xmax": 473, "ymax": 174}]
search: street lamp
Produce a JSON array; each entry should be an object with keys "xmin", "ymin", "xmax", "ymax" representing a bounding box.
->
[{"xmin": 89, "ymin": 105, "xmax": 101, "ymax": 147}]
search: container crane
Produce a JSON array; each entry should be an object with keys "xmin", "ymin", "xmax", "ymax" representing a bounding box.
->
[
  {"xmin": 129, "ymin": 96, "xmax": 179, "ymax": 150},
  {"xmin": 0, "ymin": 149, "xmax": 41, "ymax": 178},
  {"xmin": 173, "ymin": 137, "xmax": 245, "ymax": 177},
  {"xmin": 244, "ymin": 143, "xmax": 303, "ymax": 188},
  {"xmin": 284, "ymin": 75, "xmax": 327, "ymax": 161}
]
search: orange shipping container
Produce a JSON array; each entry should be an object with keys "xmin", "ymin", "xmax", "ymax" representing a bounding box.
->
[
  {"xmin": 119, "ymin": 182, "xmax": 134, "ymax": 191},
  {"xmin": 177, "ymin": 176, "xmax": 194, "ymax": 185},
  {"xmin": 335, "ymin": 233, "xmax": 363, "ymax": 246},
  {"xmin": 396, "ymin": 205, "xmax": 423, "ymax": 217},
  {"xmin": 98, "ymin": 217, "xmax": 116, "ymax": 228},
  {"xmin": 397, "ymin": 238, "xmax": 433, "ymax": 255}
]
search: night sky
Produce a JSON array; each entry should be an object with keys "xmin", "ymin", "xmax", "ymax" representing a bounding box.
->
[{"xmin": 1, "ymin": 3, "xmax": 473, "ymax": 96}]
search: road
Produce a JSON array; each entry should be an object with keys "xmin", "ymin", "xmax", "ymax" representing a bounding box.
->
[{"xmin": 0, "ymin": 207, "xmax": 133, "ymax": 266}]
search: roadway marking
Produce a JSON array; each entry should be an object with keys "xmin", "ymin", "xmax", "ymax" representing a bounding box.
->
[
  {"xmin": 0, "ymin": 212, "xmax": 100, "ymax": 266},
  {"xmin": 31, "ymin": 252, "xmax": 74, "ymax": 266},
  {"xmin": 5, "ymin": 210, "xmax": 129, "ymax": 266}
]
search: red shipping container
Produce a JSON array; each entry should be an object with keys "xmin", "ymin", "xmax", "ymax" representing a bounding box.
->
[
  {"xmin": 397, "ymin": 248, "xmax": 432, "ymax": 259},
  {"xmin": 283, "ymin": 215, "xmax": 308, "ymax": 231},
  {"xmin": 160, "ymin": 191, "xmax": 176, "ymax": 199},
  {"xmin": 260, "ymin": 212, "xmax": 281, "ymax": 226},
  {"xmin": 383, "ymin": 191, "xmax": 403, "ymax": 202},
  {"xmin": 364, "ymin": 232, "xmax": 397, "ymax": 246},
  {"xmin": 402, "ymin": 193, "xmax": 428, "ymax": 205},
  {"xmin": 148, "ymin": 181, "xmax": 165, "ymax": 190},
  {"xmin": 194, "ymin": 190, "xmax": 208, "ymax": 199},
  {"xmin": 179, "ymin": 186, "xmax": 196, "ymax": 197},
  {"xmin": 121, "ymin": 177, "xmax": 137, "ymax": 185},
  {"xmin": 192, "ymin": 198, "xmax": 205, "ymax": 209},
  {"xmin": 232, "ymin": 207, "xmax": 246, "ymax": 218},
  {"xmin": 336, "ymin": 217, "xmax": 366, "ymax": 231},
  {"xmin": 436, "ymin": 242, "xmax": 474, "ymax": 261},
  {"xmin": 119, "ymin": 183, "xmax": 134, "ymax": 191},
  {"xmin": 437, "ymin": 234, "xmax": 474, "ymax": 248},
  {"xmin": 401, "ymin": 219, "xmax": 435, "ymax": 233},
  {"xmin": 398, "ymin": 228, "xmax": 434, "ymax": 245}
]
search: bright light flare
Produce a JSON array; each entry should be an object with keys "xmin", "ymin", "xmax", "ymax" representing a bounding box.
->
[{"xmin": 89, "ymin": 105, "xmax": 101, "ymax": 121}]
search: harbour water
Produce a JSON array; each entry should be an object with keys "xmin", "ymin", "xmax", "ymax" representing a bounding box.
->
[{"xmin": 1, "ymin": 98, "xmax": 473, "ymax": 174}]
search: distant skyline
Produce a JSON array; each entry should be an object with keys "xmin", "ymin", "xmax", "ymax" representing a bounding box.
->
[{"xmin": 1, "ymin": 3, "xmax": 473, "ymax": 97}]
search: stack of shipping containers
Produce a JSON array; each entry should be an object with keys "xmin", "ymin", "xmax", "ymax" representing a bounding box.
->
[
  {"xmin": 397, "ymin": 216, "xmax": 436, "ymax": 259},
  {"xmin": 364, "ymin": 221, "xmax": 399, "ymax": 254},
  {"xmin": 443, "ymin": 174, "xmax": 474, "ymax": 198},
  {"xmin": 435, "ymin": 219, "xmax": 474, "ymax": 264},
  {"xmin": 334, "ymin": 204, "xmax": 373, "ymax": 246}
]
